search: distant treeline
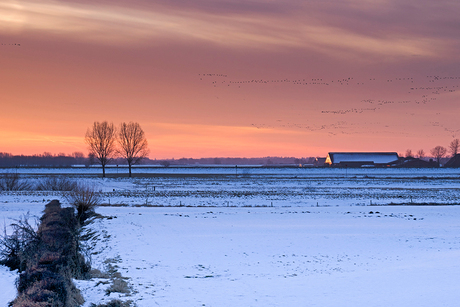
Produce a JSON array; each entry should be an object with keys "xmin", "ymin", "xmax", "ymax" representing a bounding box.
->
[
  {"xmin": 163, "ymin": 157, "xmax": 315, "ymax": 166},
  {"xmin": 0, "ymin": 152, "xmax": 316, "ymax": 168},
  {"xmin": 0, "ymin": 152, "xmax": 88, "ymax": 167}
]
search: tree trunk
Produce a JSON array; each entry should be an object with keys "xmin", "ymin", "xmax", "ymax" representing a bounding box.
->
[{"xmin": 128, "ymin": 162, "xmax": 132, "ymax": 178}]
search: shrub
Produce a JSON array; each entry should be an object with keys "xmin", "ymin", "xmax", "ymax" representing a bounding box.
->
[
  {"xmin": 65, "ymin": 182, "xmax": 101, "ymax": 224},
  {"xmin": 0, "ymin": 225, "xmax": 22, "ymax": 270},
  {"xmin": 36, "ymin": 176, "xmax": 77, "ymax": 191},
  {"xmin": 0, "ymin": 213, "xmax": 40, "ymax": 271},
  {"xmin": 0, "ymin": 172, "xmax": 32, "ymax": 191}
]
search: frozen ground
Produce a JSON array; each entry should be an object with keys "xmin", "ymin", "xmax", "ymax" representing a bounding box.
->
[
  {"xmin": 2, "ymin": 204, "xmax": 460, "ymax": 306},
  {"xmin": 1, "ymin": 169, "xmax": 460, "ymax": 306},
  {"xmin": 2, "ymin": 167, "xmax": 460, "ymax": 207}
]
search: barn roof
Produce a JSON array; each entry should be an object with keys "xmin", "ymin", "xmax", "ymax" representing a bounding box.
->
[
  {"xmin": 326, "ymin": 152, "xmax": 399, "ymax": 165},
  {"xmin": 444, "ymin": 154, "xmax": 460, "ymax": 167}
]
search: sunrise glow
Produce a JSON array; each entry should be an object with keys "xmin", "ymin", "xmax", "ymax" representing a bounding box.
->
[{"xmin": 1, "ymin": 0, "xmax": 460, "ymax": 158}]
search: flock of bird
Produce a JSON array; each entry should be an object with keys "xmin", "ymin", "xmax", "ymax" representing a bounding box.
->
[
  {"xmin": 198, "ymin": 73, "xmax": 460, "ymax": 137},
  {"xmin": 321, "ymin": 108, "xmax": 378, "ymax": 114},
  {"xmin": 251, "ymin": 120, "xmax": 353, "ymax": 132}
]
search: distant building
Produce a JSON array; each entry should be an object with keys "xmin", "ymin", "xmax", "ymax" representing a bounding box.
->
[
  {"xmin": 325, "ymin": 152, "xmax": 399, "ymax": 167},
  {"xmin": 444, "ymin": 154, "xmax": 460, "ymax": 167},
  {"xmin": 397, "ymin": 157, "xmax": 437, "ymax": 168}
]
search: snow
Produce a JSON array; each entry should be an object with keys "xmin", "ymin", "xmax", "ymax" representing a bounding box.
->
[
  {"xmin": 0, "ymin": 266, "xmax": 17, "ymax": 306},
  {"xmin": 5, "ymin": 166, "xmax": 460, "ymax": 177},
  {"xmin": 72, "ymin": 206, "xmax": 460, "ymax": 306},
  {"xmin": 2, "ymin": 168, "xmax": 460, "ymax": 306}
]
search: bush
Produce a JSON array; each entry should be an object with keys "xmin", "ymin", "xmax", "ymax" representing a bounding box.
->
[
  {"xmin": 0, "ymin": 172, "xmax": 32, "ymax": 191},
  {"xmin": 65, "ymin": 182, "xmax": 101, "ymax": 224},
  {"xmin": 0, "ymin": 226, "xmax": 22, "ymax": 270},
  {"xmin": 36, "ymin": 176, "xmax": 77, "ymax": 191},
  {"xmin": 0, "ymin": 213, "xmax": 40, "ymax": 271}
]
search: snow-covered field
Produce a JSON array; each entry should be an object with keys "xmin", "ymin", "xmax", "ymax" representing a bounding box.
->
[
  {"xmin": 1, "ymin": 168, "xmax": 460, "ymax": 306},
  {"xmin": 3, "ymin": 167, "xmax": 460, "ymax": 207}
]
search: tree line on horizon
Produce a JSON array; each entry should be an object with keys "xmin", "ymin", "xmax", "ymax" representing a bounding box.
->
[
  {"xmin": 0, "ymin": 153, "xmax": 313, "ymax": 168},
  {"xmin": 403, "ymin": 138, "xmax": 460, "ymax": 166},
  {"xmin": 1, "ymin": 131, "xmax": 459, "ymax": 171}
]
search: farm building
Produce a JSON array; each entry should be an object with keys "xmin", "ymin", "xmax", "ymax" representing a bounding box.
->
[
  {"xmin": 325, "ymin": 152, "xmax": 399, "ymax": 167},
  {"xmin": 444, "ymin": 154, "xmax": 460, "ymax": 167},
  {"xmin": 397, "ymin": 157, "xmax": 437, "ymax": 168}
]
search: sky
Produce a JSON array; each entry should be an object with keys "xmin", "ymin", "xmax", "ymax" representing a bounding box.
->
[{"xmin": 1, "ymin": 0, "xmax": 460, "ymax": 158}]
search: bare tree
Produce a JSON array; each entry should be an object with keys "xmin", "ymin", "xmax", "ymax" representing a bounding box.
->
[
  {"xmin": 430, "ymin": 146, "xmax": 447, "ymax": 166},
  {"xmin": 417, "ymin": 149, "xmax": 425, "ymax": 159},
  {"xmin": 117, "ymin": 122, "xmax": 149, "ymax": 177},
  {"xmin": 405, "ymin": 149, "xmax": 413, "ymax": 158},
  {"xmin": 449, "ymin": 139, "xmax": 459, "ymax": 157},
  {"xmin": 85, "ymin": 121, "xmax": 116, "ymax": 177}
]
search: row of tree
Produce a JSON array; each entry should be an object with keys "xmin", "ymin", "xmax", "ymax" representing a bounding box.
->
[
  {"xmin": 85, "ymin": 121, "xmax": 149, "ymax": 177},
  {"xmin": 0, "ymin": 152, "xmax": 86, "ymax": 167},
  {"xmin": 404, "ymin": 139, "xmax": 460, "ymax": 165},
  {"xmin": 0, "ymin": 153, "xmax": 311, "ymax": 168}
]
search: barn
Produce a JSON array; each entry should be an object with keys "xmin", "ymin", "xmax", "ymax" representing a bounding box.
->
[
  {"xmin": 325, "ymin": 152, "xmax": 399, "ymax": 167},
  {"xmin": 444, "ymin": 154, "xmax": 460, "ymax": 167}
]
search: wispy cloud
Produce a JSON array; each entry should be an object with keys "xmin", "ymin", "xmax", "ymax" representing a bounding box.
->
[
  {"xmin": 2, "ymin": 0, "xmax": 459, "ymax": 157},
  {"xmin": 1, "ymin": 0, "xmax": 456, "ymax": 59}
]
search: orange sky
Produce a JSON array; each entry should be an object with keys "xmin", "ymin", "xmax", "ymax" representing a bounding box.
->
[{"xmin": 1, "ymin": 0, "xmax": 460, "ymax": 158}]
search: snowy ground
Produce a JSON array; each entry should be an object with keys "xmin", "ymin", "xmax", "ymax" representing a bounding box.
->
[
  {"xmin": 1, "ymin": 169, "xmax": 460, "ymax": 306},
  {"xmin": 3, "ymin": 167, "xmax": 460, "ymax": 207}
]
